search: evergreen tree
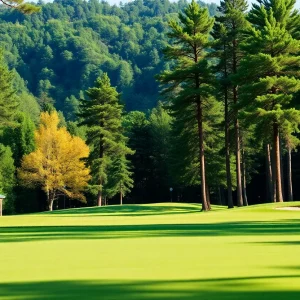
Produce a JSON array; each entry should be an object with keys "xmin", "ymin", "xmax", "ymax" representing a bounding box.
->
[
  {"xmin": 212, "ymin": 0, "xmax": 249, "ymax": 207},
  {"xmin": 158, "ymin": 0, "xmax": 214, "ymax": 210},
  {"xmin": 0, "ymin": 51, "xmax": 18, "ymax": 128},
  {"xmin": 123, "ymin": 111, "xmax": 154, "ymax": 203},
  {"xmin": 1, "ymin": 112, "xmax": 35, "ymax": 167},
  {"xmin": 238, "ymin": 0, "xmax": 300, "ymax": 202},
  {"xmin": 106, "ymin": 148, "xmax": 134, "ymax": 205},
  {"xmin": 0, "ymin": 0, "xmax": 40, "ymax": 14},
  {"xmin": 149, "ymin": 102, "xmax": 172, "ymax": 196},
  {"xmin": 79, "ymin": 73, "xmax": 133, "ymax": 206},
  {"xmin": 0, "ymin": 144, "xmax": 15, "ymax": 214}
]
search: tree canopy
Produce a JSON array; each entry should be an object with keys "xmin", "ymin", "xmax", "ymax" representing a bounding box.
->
[{"xmin": 19, "ymin": 111, "xmax": 90, "ymax": 211}]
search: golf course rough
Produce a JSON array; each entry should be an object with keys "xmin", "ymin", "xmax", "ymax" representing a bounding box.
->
[{"xmin": 0, "ymin": 202, "xmax": 300, "ymax": 299}]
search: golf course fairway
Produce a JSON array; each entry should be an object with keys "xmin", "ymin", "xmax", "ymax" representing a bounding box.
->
[{"xmin": 0, "ymin": 202, "xmax": 300, "ymax": 299}]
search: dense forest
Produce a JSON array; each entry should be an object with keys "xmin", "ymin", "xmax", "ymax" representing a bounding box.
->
[
  {"xmin": 0, "ymin": 0, "xmax": 217, "ymax": 113},
  {"xmin": 0, "ymin": 0, "xmax": 300, "ymax": 214}
]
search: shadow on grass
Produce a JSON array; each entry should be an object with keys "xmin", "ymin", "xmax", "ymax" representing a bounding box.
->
[
  {"xmin": 1, "ymin": 219, "xmax": 300, "ymax": 243},
  {"xmin": 0, "ymin": 276, "xmax": 300, "ymax": 300},
  {"xmin": 44, "ymin": 204, "xmax": 203, "ymax": 217}
]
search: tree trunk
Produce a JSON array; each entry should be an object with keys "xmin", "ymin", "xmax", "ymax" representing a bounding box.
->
[
  {"xmin": 46, "ymin": 190, "xmax": 54, "ymax": 211},
  {"xmin": 265, "ymin": 143, "xmax": 274, "ymax": 202},
  {"xmin": 97, "ymin": 190, "xmax": 102, "ymax": 206},
  {"xmin": 120, "ymin": 184, "xmax": 123, "ymax": 205},
  {"xmin": 48, "ymin": 200, "xmax": 54, "ymax": 211},
  {"xmin": 273, "ymin": 123, "xmax": 283, "ymax": 202},
  {"xmin": 206, "ymin": 183, "xmax": 211, "ymax": 210},
  {"xmin": 241, "ymin": 146, "xmax": 248, "ymax": 206},
  {"xmin": 48, "ymin": 191, "xmax": 55, "ymax": 211},
  {"xmin": 234, "ymin": 113, "xmax": 243, "ymax": 207},
  {"xmin": 194, "ymin": 42, "xmax": 208, "ymax": 211},
  {"xmin": 280, "ymin": 139, "xmax": 285, "ymax": 200},
  {"xmin": 197, "ymin": 100, "xmax": 209, "ymax": 211},
  {"xmin": 225, "ymin": 86, "xmax": 233, "ymax": 209},
  {"xmin": 222, "ymin": 39, "xmax": 233, "ymax": 209},
  {"xmin": 287, "ymin": 145, "xmax": 293, "ymax": 201},
  {"xmin": 271, "ymin": 146, "xmax": 277, "ymax": 202},
  {"xmin": 232, "ymin": 25, "xmax": 243, "ymax": 207},
  {"xmin": 97, "ymin": 119, "xmax": 104, "ymax": 207}
]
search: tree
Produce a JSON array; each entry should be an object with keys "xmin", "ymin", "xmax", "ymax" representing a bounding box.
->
[
  {"xmin": 212, "ymin": 0, "xmax": 249, "ymax": 207},
  {"xmin": 281, "ymin": 121, "xmax": 300, "ymax": 201},
  {"xmin": 158, "ymin": 0, "xmax": 214, "ymax": 211},
  {"xmin": 79, "ymin": 73, "xmax": 133, "ymax": 206},
  {"xmin": 123, "ymin": 111, "xmax": 154, "ymax": 203},
  {"xmin": 149, "ymin": 102, "xmax": 172, "ymax": 196},
  {"xmin": 0, "ymin": 0, "xmax": 40, "ymax": 14},
  {"xmin": 19, "ymin": 111, "xmax": 90, "ymax": 211},
  {"xmin": 0, "ymin": 144, "xmax": 15, "ymax": 214},
  {"xmin": 106, "ymin": 147, "xmax": 134, "ymax": 205},
  {"xmin": 238, "ymin": 0, "xmax": 300, "ymax": 202},
  {"xmin": 1, "ymin": 112, "xmax": 35, "ymax": 167},
  {"xmin": 0, "ymin": 51, "xmax": 18, "ymax": 129}
]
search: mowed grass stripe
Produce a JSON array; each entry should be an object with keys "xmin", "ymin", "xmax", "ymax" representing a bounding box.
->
[{"xmin": 0, "ymin": 202, "xmax": 300, "ymax": 299}]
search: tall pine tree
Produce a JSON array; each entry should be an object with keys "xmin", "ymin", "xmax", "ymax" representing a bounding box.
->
[
  {"xmin": 79, "ymin": 74, "xmax": 133, "ymax": 206},
  {"xmin": 158, "ymin": 0, "xmax": 214, "ymax": 211},
  {"xmin": 238, "ymin": 0, "xmax": 300, "ymax": 202},
  {"xmin": 0, "ymin": 51, "xmax": 18, "ymax": 129},
  {"xmin": 212, "ymin": 0, "xmax": 249, "ymax": 207}
]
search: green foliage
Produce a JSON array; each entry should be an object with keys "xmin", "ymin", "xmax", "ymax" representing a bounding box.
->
[
  {"xmin": 211, "ymin": 0, "xmax": 250, "ymax": 206},
  {"xmin": 158, "ymin": 1, "xmax": 215, "ymax": 189},
  {"xmin": 238, "ymin": 0, "xmax": 300, "ymax": 143},
  {"xmin": 79, "ymin": 73, "xmax": 133, "ymax": 201},
  {"xmin": 0, "ymin": 112, "xmax": 35, "ymax": 167},
  {"xmin": 106, "ymin": 148, "xmax": 134, "ymax": 202},
  {"xmin": 0, "ymin": 0, "xmax": 217, "ymax": 113},
  {"xmin": 0, "ymin": 50, "xmax": 18, "ymax": 128},
  {"xmin": 149, "ymin": 102, "xmax": 172, "ymax": 189},
  {"xmin": 0, "ymin": 144, "xmax": 15, "ymax": 214}
]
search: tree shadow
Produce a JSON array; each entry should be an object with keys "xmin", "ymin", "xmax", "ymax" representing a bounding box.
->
[
  {"xmin": 0, "ymin": 276, "xmax": 300, "ymax": 299},
  {"xmin": 1, "ymin": 219, "xmax": 300, "ymax": 243},
  {"xmin": 255, "ymin": 241, "xmax": 300, "ymax": 245},
  {"xmin": 43, "ymin": 204, "xmax": 203, "ymax": 217}
]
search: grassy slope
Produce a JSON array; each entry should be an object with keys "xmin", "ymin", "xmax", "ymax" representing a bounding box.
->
[{"xmin": 0, "ymin": 202, "xmax": 300, "ymax": 299}]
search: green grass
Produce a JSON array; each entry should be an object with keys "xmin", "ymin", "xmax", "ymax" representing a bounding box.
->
[{"xmin": 0, "ymin": 202, "xmax": 300, "ymax": 299}]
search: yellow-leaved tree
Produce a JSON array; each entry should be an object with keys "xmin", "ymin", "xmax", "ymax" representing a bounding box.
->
[{"xmin": 19, "ymin": 111, "xmax": 90, "ymax": 211}]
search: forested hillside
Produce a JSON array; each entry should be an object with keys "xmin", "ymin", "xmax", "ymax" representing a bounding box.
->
[{"xmin": 0, "ymin": 0, "xmax": 217, "ymax": 115}]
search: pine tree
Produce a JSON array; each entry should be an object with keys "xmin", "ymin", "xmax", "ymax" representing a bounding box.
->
[
  {"xmin": 79, "ymin": 73, "xmax": 133, "ymax": 206},
  {"xmin": 0, "ymin": 0, "xmax": 40, "ymax": 14},
  {"xmin": 238, "ymin": 0, "xmax": 300, "ymax": 202},
  {"xmin": 0, "ymin": 144, "xmax": 15, "ymax": 214},
  {"xmin": 1, "ymin": 112, "xmax": 35, "ymax": 167},
  {"xmin": 123, "ymin": 111, "xmax": 154, "ymax": 203},
  {"xmin": 0, "ymin": 51, "xmax": 18, "ymax": 129},
  {"xmin": 106, "ymin": 147, "xmax": 134, "ymax": 205},
  {"xmin": 212, "ymin": 0, "xmax": 249, "ymax": 208},
  {"xmin": 149, "ymin": 102, "xmax": 172, "ymax": 196},
  {"xmin": 158, "ymin": 0, "xmax": 214, "ymax": 211}
]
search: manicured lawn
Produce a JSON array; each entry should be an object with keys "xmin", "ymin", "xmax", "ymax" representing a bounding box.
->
[{"xmin": 0, "ymin": 202, "xmax": 300, "ymax": 299}]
